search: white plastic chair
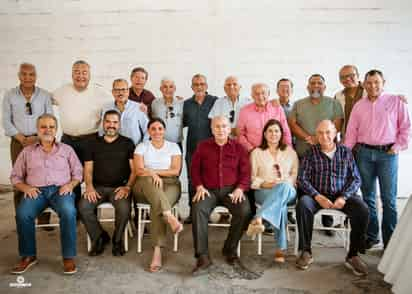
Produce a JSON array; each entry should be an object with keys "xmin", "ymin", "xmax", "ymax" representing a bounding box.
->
[{"xmin": 35, "ymin": 207, "xmax": 60, "ymax": 229}]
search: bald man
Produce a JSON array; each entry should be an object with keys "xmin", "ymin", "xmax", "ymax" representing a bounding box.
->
[{"xmin": 296, "ymin": 120, "xmax": 369, "ymax": 276}]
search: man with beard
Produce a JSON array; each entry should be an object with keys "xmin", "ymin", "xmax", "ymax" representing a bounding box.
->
[{"xmin": 79, "ymin": 110, "xmax": 136, "ymax": 256}]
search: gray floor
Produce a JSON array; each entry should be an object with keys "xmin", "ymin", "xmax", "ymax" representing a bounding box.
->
[{"xmin": 0, "ymin": 187, "xmax": 400, "ymax": 294}]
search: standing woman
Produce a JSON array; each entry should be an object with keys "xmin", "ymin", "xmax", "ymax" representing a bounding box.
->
[
  {"xmin": 133, "ymin": 118, "xmax": 183, "ymax": 272},
  {"xmin": 247, "ymin": 119, "xmax": 298, "ymax": 263}
]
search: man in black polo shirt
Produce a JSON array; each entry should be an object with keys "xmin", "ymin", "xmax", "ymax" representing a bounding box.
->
[{"xmin": 79, "ymin": 110, "xmax": 136, "ymax": 256}]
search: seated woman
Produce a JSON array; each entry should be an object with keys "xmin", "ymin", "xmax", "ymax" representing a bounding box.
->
[
  {"xmin": 133, "ymin": 117, "xmax": 183, "ymax": 272},
  {"xmin": 246, "ymin": 119, "xmax": 298, "ymax": 263}
]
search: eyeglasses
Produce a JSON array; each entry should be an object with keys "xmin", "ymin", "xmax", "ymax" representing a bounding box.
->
[
  {"xmin": 229, "ymin": 110, "xmax": 235, "ymax": 123},
  {"xmin": 25, "ymin": 102, "xmax": 32, "ymax": 115},
  {"xmin": 339, "ymin": 73, "xmax": 356, "ymax": 80},
  {"xmin": 273, "ymin": 163, "xmax": 282, "ymax": 178},
  {"xmin": 113, "ymin": 88, "xmax": 128, "ymax": 93},
  {"xmin": 166, "ymin": 106, "xmax": 175, "ymax": 119}
]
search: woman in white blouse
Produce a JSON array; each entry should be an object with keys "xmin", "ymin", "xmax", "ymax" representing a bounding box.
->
[
  {"xmin": 133, "ymin": 118, "xmax": 183, "ymax": 273},
  {"xmin": 247, "ymin": 119, "xmax": 298, "ymax": 263}
]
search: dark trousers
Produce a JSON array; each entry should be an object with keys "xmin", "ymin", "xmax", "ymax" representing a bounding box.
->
[
  {"xmin": 78, "ymin": 186, "xmax": 131, "ymax": 243},
  {"xmin": 296, "ymin": 195, "xmax": 369, "ymax": 257},
  {"xmin": 185, "ymin": 153, "xmax": 195, "ymax": 208},
  {"xmin": 192, "ymin": 186, "xmax": 251, "ymax": 258}
]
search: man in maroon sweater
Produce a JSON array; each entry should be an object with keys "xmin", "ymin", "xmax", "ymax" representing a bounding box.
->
[{"xmin": 190, "ymin": 115, "xmax": 251, "ymax": 275}]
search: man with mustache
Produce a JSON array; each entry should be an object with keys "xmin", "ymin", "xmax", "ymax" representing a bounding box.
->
[{"xmin": 10, "ymin": 114, "xmax": 82, "ymax": 275}]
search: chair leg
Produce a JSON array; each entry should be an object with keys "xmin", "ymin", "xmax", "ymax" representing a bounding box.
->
[
  {"xmin": 127, "ymin": 221, "xmax": 134, "ymax": 238},
  {"xmin": 173, "ymin": 232, "xmax": 178, "ymax": 252},
  {"xmin": 137, "ymin": 208, "xmax": 143, "ymax": 253},
  {"xmin": 294, "ymin": 225, "xmax": 299, "ymax": 256},
  {"xmin": 87, "ymin": 234, "xmax": 92, "ymax": 252},
  {"xmin": 124, "ymin": 225, "xmax": 129, "ymax": 252},
  {"xmin": 237, "ymin": 241, "xmax": 241, "ymax": 257},
  {"xmin": 257, "ymin": 233, "xmax": 262, "ymax": 255}
]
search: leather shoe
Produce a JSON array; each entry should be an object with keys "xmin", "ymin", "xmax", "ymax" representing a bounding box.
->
[
  {"xmin": 192, "ymin": 255, "xmax": 212, "ymax": 276},
  {"xmin": 11, "ymin": 256, "xmax": 37, "ymax": 274},
  {"xmin": 63, "ymin": 258, "xmax": 77, "ymax": 274},
  {"xmin": 89, "ymin": 231, "xmax": 110, "ymax": 256},
  {"xmin": 112, "ymin": 241, "xmax": 126, "ymax": 256}
]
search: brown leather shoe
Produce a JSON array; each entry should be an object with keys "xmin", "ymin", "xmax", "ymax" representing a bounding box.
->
[
  {"xmin": 192, "ymin": 255, "xmax": 212, "ymax": 276},
  {"xmin": 63, "ymin": 258, "xmax": 77, "ymax": 275},
  {"xmin": 11, "ymin": 256, "xmax": 38, "ymax": 274}
]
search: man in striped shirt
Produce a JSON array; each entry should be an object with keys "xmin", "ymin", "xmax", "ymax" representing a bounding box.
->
[{"xmin": 295, "ymin": 120, "xmax": 369, "ymax": 276}]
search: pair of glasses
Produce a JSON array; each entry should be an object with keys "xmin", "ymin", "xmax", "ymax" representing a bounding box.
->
[
  {"xmin": 25, "ymin": 102, "xmax": 32, "ymax": 115},
  {"xmin": 339, "ymin": 73, "xmax": 356, "ymax": 81},
  {"xmin": 273, "ymin": 164, "xmax": 282, "ymax": 179},
  {"xmin": 229, "ymin": 110, "xmax": 235, "ymax": 123},
  {"xmin": 166, "ymin": 106, "xmax": 175, "ymax": 119}
]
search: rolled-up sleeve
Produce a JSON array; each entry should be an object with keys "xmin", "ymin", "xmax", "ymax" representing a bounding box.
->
[
  {"xmin": 67, "ymin": 147, "xmax": 83, "ymax": 182},
  {"xmin": 10, "ymin": 149, "xmax": 27, "ymax": 185}
]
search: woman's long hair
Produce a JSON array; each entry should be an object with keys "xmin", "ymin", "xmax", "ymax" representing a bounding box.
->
[{"xmin": 259, "ymin": 119, "xmax": 287, "ymax": 151}]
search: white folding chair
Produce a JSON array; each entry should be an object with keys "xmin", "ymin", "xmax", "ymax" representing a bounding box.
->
[
  {"xmin": 86, "ymin": 202, "xmax": 133, "ymax": 252},
  {"xmin": 136, "ymin": 203, "xmax": 180, "ymax": 253},
  {"xmin": 294, "ymin": 208, "xmax": 351, "ymax": 256},
  {"xmin": 208, "ymin": 206, "xmax": 241, "ymax": 257},
  {"xmin": 35, "ymin": 207, "xmax": 60, "ymax": 229},
  {"xmin": 255, "ymin": 206, "xmax": 296, "ymax": 255}
]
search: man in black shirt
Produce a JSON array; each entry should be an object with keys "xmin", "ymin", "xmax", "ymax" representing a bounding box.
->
[{"xmin": 79, "ymin": 110, "xmax": 136, "ymax": 256}]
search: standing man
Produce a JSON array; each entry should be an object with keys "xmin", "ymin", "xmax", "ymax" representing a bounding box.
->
[
  {"xmin": 10, "ymin": 114, "xmax": 82, "ymax": 275},
  {"xmin": 79, "ymin": 110, "xmax": 136, "ymax": 257},
  {"xmin": 151, "ymin": 77, "xmax": 184, "ymax": 148},
  {"xmin": 277, "ymin": 78, "xmax": 294, "ymax": 118},
  {"xmin": 53, "ymin": 60, "xmax": 112, "ymax": 205},
  {"xmin": 208, "ymin": 76, "xmax": 250, "ymax": 137},
  {"xmin": 191, "ymin": 116, "xmax": 251, "ymax": 275},
  {"xmin": 101, "ymin": 79, "xmax": 148, "ymax": 145},
  {"xmin": 345, "ymin": 69, "xmax": 411, "ymax": 249},
  {"xmin": 2, "ymin": 63, "xmax": 53, "ymax": 223},
  {"xmin": 296, "ymin": 120, "xmax": 369, "ymax": 276},
  {"xmin": 182, "ymin": 74, "xmax": 218, "ymax": 223},
  {"xmin": 128, "ymin": 67, "xmax": 156, "ymax": 117},
  {"xmin": 237, "ymin": 83, "xmax": 292, "ymax": 153}
]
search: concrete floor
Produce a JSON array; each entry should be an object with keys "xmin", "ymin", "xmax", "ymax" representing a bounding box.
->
[{"xmin": 0, "ymin": 187, "xmax": 398, "ymax": 294}]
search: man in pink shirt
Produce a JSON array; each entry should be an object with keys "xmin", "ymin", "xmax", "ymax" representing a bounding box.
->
[
  {"xmin": 345, "ymin": 69, "xmax": 411, "ymax": 249},
  {"xmin": 10, "ymin": 114, "xmax": 83, "ymax": 275},
  {"xmin": 237, "ymin": 83, "xmax": 292, "ymax": 152}
]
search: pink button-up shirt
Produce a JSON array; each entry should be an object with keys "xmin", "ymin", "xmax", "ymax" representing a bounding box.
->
[
  {"xmin": 10, "ymin": 142, "xmax": 83, "ymax": 187},
  {"xmin": 345, "ymin": 93, "xmax": 411, "ymax": 152},
  {"xmin": 237, "ymin": 102, "xmax": 292, "ymax": 152}
]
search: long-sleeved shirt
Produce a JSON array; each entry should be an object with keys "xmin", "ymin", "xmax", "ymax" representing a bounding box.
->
[
  {"xmin": 10, "ymin": 141, "xmax": 83, "ymax": 187},
  {"xmin": 182, "ymin": 94, "xmax": 218, "ymax": 156},
  {"xmin": 2, "ymin": 86, "xmax": 53, "ymax": 137},
  {"xmin": 250, "ymin": 146, "xmax": 298, "ymax": 190},
  {"xmin": 345, "ymin": 93, "xmax": 411, "ymax": 152},
  {"xmin": 297, "ymin": 144, "xmax": 361, "ymax": 200},
  {"xmin": 128, "ymin": 88, "xmax": 156, "ymax": 118},
  {"xmin": 191, "ymin": 138, "xmax": 250, "ymax": 191},
  {"xmin": 100, "ymin": 100, "xmax": 149, "ymax": 145},
  {"xmin": 237, "ymin": 102, "xmax": 292, "ymax": 152}
]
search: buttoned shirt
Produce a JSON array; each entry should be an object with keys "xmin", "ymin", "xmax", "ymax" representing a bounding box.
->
[
  {"xmin": 182, "ymin": 94, "xmax": 218, "ymax": 156},
  {"xmin": 2, "ymin": 86, "xmax": 53, "ymax": 137},
  {"xmin": 191, "ymin": 138, "xmax": 250, "ymax": 191},
  {"xmin": 10, "ymin": 141, "xmax": 83, "ymax": 187},
  {"xmin": 208, "ymin": 96, "xmax": 251, "ymax": 128},
  {"xmin": 237, "ymin": 102, "xmax": 292, "ymax": 152},
  {"xmin": 151, "ymin": 97, "xmax": 184, "ymax": 143},
  {"xmin": 298, "ymin": 144, "xmax": 361, "ymax": 200},
  {"xmin": 53, "ymin": 83, "xmax": 112, "ymax": 136},
  {"xmin": 345, "ymin": 93, "xmax": 411, "ymax": 152},
  {"xmin": 100, "ymin": 100, "xmax": 149, "ymax": 145}
]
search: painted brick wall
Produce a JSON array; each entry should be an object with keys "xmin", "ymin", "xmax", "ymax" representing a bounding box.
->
[{"xmin": 1, "ymin": 0, "xmax": 411, "ymax": 196}]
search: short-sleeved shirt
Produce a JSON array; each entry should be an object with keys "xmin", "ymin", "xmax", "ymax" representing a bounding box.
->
[
  {"xmin": 151, "ymin": 97, "xmax": 184, "ymax": 143},
  {"xmin": 84, "ymin": 135, "xmax": 135, "ymax": 187},
  {"xmin": 134, "ymin": 140, "xmax": 181, "ymax": 170},
  {"xmin": 290, "ymin": 96, "xmax": 343, "ymax": 157}
]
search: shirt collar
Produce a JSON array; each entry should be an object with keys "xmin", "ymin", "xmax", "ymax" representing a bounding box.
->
[{"xmin": 253, "ymin": 102, "xmax": 269, "ymax": 112}]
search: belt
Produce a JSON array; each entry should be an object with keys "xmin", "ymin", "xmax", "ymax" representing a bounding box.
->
[
  {"xmin": 359, "ymin": 143, "xmax": 394, "ymax": 152},
  {"xmin": 63, "ymin": 132, "xmax": 97, "ymax": 141}
]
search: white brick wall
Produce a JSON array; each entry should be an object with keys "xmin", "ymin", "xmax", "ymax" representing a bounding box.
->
[{"xmin": 1, "ymin": 0, "xmax": 411, "ymax": 196}]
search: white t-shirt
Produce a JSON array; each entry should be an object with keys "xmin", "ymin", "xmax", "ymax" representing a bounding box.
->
[{"xmin": 135, "ymin": 140, "xmax": 181, "ymax": 170}]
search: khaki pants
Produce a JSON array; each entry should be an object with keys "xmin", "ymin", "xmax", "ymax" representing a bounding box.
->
[{"xmin": 133, "ymin": 176, "xmax": 181, "ymax": 247}]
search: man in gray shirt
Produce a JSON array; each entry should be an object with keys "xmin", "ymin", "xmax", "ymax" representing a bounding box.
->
[{"xmin": 2, "ymin": 63, "xmax": 53, "ymax": 217}]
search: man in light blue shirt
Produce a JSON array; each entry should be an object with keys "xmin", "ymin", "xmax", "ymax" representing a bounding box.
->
[
  {"xmin": 151, "ymin": 77, "xmax": 184, "ymax": 148},
  {"xmin": 100, "ymin": 79, "xmax": 148, "ymax": 145},
  {"xmin": 2, "ymin": 63, "xmax": 53, "ymax": 214},
  {"xmin": 208, "ymin": 76, "xmax": 251, "ymax": 137}
]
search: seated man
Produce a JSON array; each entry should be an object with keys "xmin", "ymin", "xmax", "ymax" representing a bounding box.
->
[
  {"xmin": 79, "ymin": 110, "xmax": 136, "ymax": 256},
  {"xmin": 295, "ymin": 120, "xmax": 369, "ymax": 276},
  {"xmin": 10, "ymin": 114, "xmax": 82, "ymax": 275},
  {"xmin": 190, "ymin": 116, "xmax": 251, "ymax": 275}
]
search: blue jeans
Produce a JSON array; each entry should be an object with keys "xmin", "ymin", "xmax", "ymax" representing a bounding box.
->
[
  {"xmin": 16, "ymin": 185, "xmax": 77, "ymax": 258},
  {"xmin": 356, "ymin": 145, "xmax": 398, "ymax": 246},
  {"xmin": 254, "ymin": 183, "xmax": 296, "ymax": 250}
]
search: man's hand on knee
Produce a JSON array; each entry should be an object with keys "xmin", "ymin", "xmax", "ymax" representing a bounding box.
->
[{"xmin": 193, "ymin": 185, "xmax": 210, "ymax": 203}]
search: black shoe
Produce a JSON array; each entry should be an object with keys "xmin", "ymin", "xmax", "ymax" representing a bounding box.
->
[
  {"xmin": 287, "ymin": 212, "xmax": 296, "ymax": 224},
  {"xmin": 89, "ymin": 231, "xmax": 110, "ymax": 256},
  {"xmin": 365, "ymin": 239, "xmax": 380, "ymax": 250},
  {"xmin": 192, "ymin": 255, "xmax": 212, "ymax": 276},
  {"xmin": 112, "ymin": 241, "xmax": 126, "ymax": 256}
]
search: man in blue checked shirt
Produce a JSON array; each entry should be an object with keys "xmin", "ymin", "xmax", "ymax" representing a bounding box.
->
[{"xmin": 295, "ymin": 120, "xmax": 369, "ymax": 277}]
